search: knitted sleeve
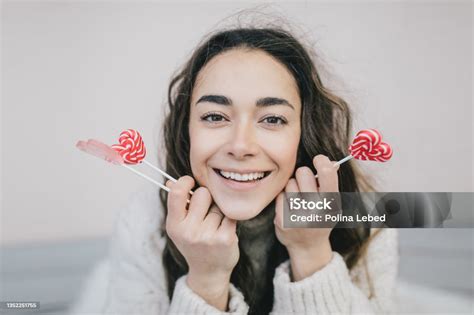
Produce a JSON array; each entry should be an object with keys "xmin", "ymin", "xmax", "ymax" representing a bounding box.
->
[
  {"xmin": 168, "ymin": 275, "xmax": 248, "ymax": 314},
  {"xmin": 271, "ymin": 228, "xmax": 399, "ymax": 314},
  {"xmin": 68, "ymin": 191, "xmax": 249, "ymax": 314}
]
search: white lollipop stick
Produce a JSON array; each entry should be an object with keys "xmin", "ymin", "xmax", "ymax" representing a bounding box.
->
[
  {"xmin": 121, "ymin": 165, "xmax": 191, "ymax": 203},
  {"xmin": 142, "ymin": 160, "xmax": 193, "ymax": 195},
  {"xmin": 143, "ymin": 160, "xmax": 177, "ymax": 182},
  {"xmin": 122, "ymin": 164, "xmax": 170, "ymax": 192},
  {"xmin": 314, "ymin": 155, "xmax": 353, "ymax": 179}
]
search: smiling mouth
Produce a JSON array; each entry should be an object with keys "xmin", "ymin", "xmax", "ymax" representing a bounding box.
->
[{"xmin": 213, "ymin": 168, "xmax": 271, "ymax": 182}]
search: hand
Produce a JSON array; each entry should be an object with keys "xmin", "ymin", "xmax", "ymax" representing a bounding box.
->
[
  {"xmin": 274, "ymin": 155, "xmax": 340, "ymax": 281},
  {"xmin": 166, "ymin": 176, "xmax": 239, "ymax": 310}
]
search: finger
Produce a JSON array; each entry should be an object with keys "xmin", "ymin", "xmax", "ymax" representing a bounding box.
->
[
  {"xmin": 187, "ymin": 187, "xmax": 213, "ymax": 224},
  {"xmin": 274, "ymin": 192, "xmax": 285, "ymax": 228},
  {"xmin": 295, "ymin": 166, "xmax": 318, "ymax": 192},
  {"xmin": 285, "ymin": 178, "xmax": 299, "ymax": 193},
  {"xmin": 218, "ymin": 216, "xmax": 237, "ymax": 234},
  {"xmin": 167, "ymin": 175, "xmax": 194, "ymax": 222},
  {"xmin": 202, "ymin": 204, "xmax": 224, "ymax": 231},
  {"xmin": 313, "ymin": 155, "xmax": 339, "ymax": 192}
]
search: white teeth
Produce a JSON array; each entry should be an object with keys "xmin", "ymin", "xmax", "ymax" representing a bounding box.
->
[{"xmin": 219, "ymin": 170, "xmax": 265, "ymax": 182}]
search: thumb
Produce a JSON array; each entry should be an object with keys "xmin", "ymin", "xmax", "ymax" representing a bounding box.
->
[
  {"xmin": 274, "ymin": 192, "xmax": 285, "ymax": 228},
  {"xmin": 219, "ymin": 216, "xmax": 237, "ymax": 234}
]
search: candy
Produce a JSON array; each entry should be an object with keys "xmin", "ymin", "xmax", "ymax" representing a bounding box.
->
[
  {"xmin": 77, "ymin": 129, "xmax": 182, "ymax": 195},
  {"xmin": 76, "ymin": 139, "xmax": 124, "ymax": 165},
  {"xmin": 349, "ymin": 129, "xmax": 393, "ymax": 162},
  {"xmin": 111, "ymin": 129, "xmax": 146, "ymax": 164}
]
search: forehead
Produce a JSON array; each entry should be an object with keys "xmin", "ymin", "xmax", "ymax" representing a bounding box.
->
[{"xmin": 192, "ymin": 49, "xmax": 300, "ymax": 106}]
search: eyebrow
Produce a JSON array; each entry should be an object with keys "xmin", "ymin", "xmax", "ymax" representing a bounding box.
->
[{"xmin": 195, "ymin": 94, "xmax": 295, "ymax": 110}]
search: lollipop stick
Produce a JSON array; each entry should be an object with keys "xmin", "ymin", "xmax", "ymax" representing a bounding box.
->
[
  {"xmin": 314, "ymin": 155, "xmax": 353, "ymax": 179},
  {"xmin": 122, "ymin": 165, "xmax": 170, "ymax": 192},
  {"xmin": 142, "ymin": 160, "xmax": 193, "ymax": 195},
  {"xmin": 121, "ymin": 164, "xmax": 191, "ymax": 203},
  {"xmin": 335, "ymin": 155, "xmax": 353, "ymax": 165},
  {"xmin": 143, "ymin": 160, "xmax": 177, "ymax": 182}
]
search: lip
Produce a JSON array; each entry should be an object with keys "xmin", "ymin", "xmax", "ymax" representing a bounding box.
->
[
  {"xmin": 213, "ymin": 167, "xmax": 270, "ymax": 174},
  {"xmin": 211, "ymin": 167, "xmax": 273, "ymax": 191}
]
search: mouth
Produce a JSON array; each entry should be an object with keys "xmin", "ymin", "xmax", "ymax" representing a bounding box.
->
[{"xmin": 212, "ymin": 168, "xmax": 272, "ymax": 183}]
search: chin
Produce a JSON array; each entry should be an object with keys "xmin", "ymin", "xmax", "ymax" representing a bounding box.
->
[{"xmin": 213, "ymin": 196, "xmax": 271, "ymax": 221}]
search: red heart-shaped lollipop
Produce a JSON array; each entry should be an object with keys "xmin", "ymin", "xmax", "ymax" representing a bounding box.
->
[
  {"xmin": 111, "ymin": 129, "xmax": 146, "ymax": 164},
  {"xmin": 349, "ymin": 129, "xmax": 393, "ymax": 162}
]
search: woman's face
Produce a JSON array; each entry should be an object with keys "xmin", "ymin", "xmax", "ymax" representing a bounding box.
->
[{"xmin": 189, "ymin": 49, "xmax": 301, "ymax": 220}]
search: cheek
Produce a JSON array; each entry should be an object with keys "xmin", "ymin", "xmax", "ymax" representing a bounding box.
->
[
  {"xmin": 260, "ymin": 129, "xmax": 300, "ymax": 175},
  {"xmin": 189, "ymin": 125, "xmax": 220, "ymax": 185},
  {"xmin": 253, "ymin": 129, "xmax": 300, "ymax": 202}
]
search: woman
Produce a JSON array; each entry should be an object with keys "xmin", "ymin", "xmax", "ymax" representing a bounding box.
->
[{"xmin": 70, "ymin": 27, "xmax": 398, "ymax": 315}]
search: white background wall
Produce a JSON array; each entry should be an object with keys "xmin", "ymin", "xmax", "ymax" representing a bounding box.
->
[{"xmin": 2, "ymin": 1, "xmax": 473, "ymax": 245}]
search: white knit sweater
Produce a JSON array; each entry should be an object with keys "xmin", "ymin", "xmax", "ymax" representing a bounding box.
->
[{"xmin": 69, "ymin": 191, "xmax": 399, "ymax": 314}]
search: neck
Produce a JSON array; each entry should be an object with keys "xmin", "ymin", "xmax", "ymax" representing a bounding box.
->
[
  {"xmin": 237, "ymin": 203, "xmax": 275, "ymax": 239},
  {"xmin": 237, "ymin": 204, "xmax": 276, "ymax": 268}
]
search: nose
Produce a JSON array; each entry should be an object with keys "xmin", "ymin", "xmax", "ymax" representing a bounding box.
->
[{"xmin": 226, "ymin": 122, "xmax": 259, "ymax": 160}]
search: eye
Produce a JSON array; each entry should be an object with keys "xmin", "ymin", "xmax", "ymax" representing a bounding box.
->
[
  {"xmin": 200, "ymin": 112, "xmax": 228, "ymax": 123},
  {"xmin": 261, "ymin": 115, "xmax": 287, "ymax": 125}
]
